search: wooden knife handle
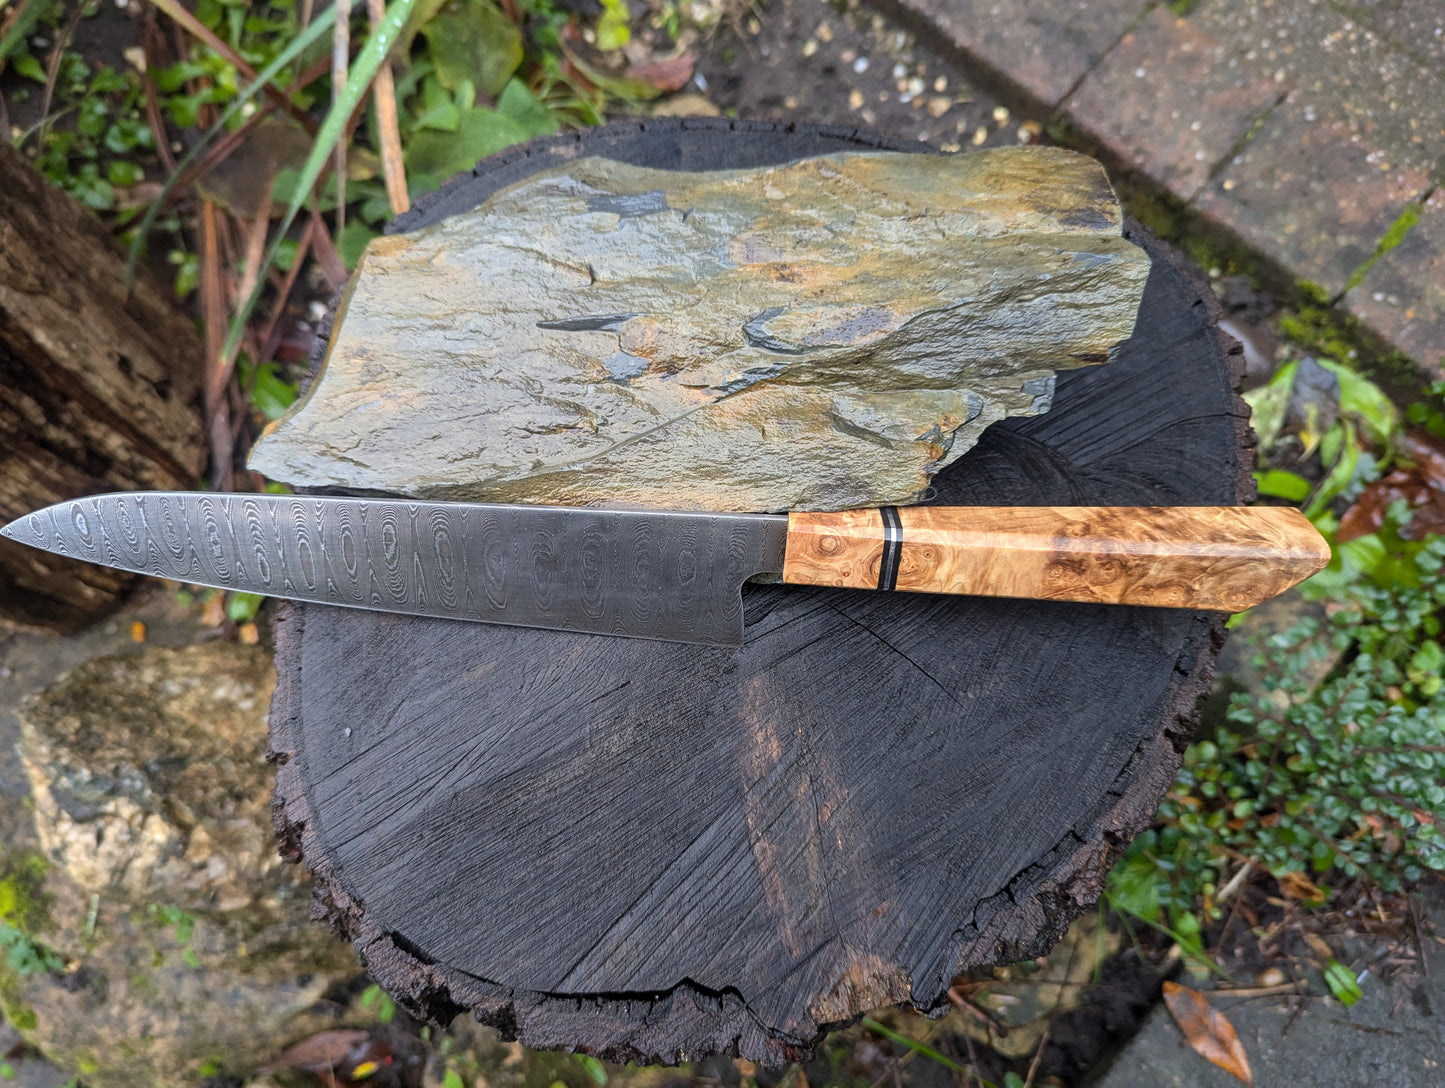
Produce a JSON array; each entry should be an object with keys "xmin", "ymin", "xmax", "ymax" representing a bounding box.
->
[{"xmin": 781, "ymin": 506, "xmax": 1330, "ymax": 612}]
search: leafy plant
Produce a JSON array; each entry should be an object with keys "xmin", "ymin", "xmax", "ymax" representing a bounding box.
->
[
  {"xmin": 1108, "ymin": 358, "xmax": 1445, "ymax": 964},
  {"xmin": 0, "ymin": 853, "xmax": 64, "ymax": 977},
  {"xmin": 359, "ymin": 981, "xmax": 396, "ymax": 1023}
]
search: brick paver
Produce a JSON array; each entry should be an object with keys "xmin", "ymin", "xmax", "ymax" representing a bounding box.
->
[
  {"xmin": 1195, "ymin": 94, "xmax": 1434, "ymax": 297},
  {"xmin": 889, "ymin": 0, "xmax": 1148, "ymax": 108},
  {"xmin": 1345, "ymin": 187, "xmax": 1445, "ymax": 372},
  {"xmin": 1064, "ymin": 6, "xmax": 1279, "ymax": 202},
  {"xmin": 891, "ymin": 0, "xmax": 1445, "ymax": 376}
]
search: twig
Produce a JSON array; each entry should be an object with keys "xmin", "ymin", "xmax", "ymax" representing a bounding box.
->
[
  {"xmin": 258, "ymin": 216, "xmax": 316, "ymax": 361},
  {"xmin": 1212, "ymin": 981, "xmax": 1306, "ymax": 997},
  {"xmin": 1409, "ymin": 893, "xmax": 1430, "ymax": 978},
  {"xmin": 332, "ymin": 0, "xmax": 351, "ymax": 235},
  {"xmin": 309, "ymin": 207, "xmax": 349, "ymax": 290},
  {"xmin": 958, "ymin": 1029, "xmax": 986, "ymax": 1088},
  {"xmin": 34, "ymin": 2, "xmax": 83, "ymax": 150},
  {"xmin": 1217, "ymin": 858, "xmax": 1255, "ymax": 904},
  {"xmin": 366, "ymin": 0, "xmax": 409, "ymax": 215},
  {"xmin": 199, "ymin": 200, "xmax": 234, "ymax": 490},
  {"xmin": 1024, "ymin": 1026, "xmax": 1048, "ymax": 1087},
  {"xmin": 146, "ymin": 0, "xmax": 319, "ymax": 135}
]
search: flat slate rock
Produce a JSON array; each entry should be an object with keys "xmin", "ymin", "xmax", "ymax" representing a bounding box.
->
[
  {"xmin": 268, "ymin": 119, "xmax": 1250, "ymax": 1066},
  {"xmin": 249, "ymin": 146, "xmax": 1149, "ymax": 512}
]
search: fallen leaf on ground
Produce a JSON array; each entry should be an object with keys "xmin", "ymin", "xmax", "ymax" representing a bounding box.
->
[
  {"xmin": 258, "ymin": 1029, "xmax": 394, "ymax": 1085},
  {"xmin": 628, "ymin": 53, "xmax": 696, "ymax": 92},
  {"xmin": 1161, "ymin": 981, "xmax": 1254, "ymax": 1086},
  {"xmin": 1338, "ymin": 430, "xmax": 1445, "ymax": 541},
  {"xmin": 1276, "ymin": 869, "xmax": 1326, "ymax": 902}
]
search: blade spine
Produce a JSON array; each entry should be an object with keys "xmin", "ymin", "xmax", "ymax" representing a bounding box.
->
[{"xmin": 1, "ymin": 492, "xmax": 784, "ymax": 646}]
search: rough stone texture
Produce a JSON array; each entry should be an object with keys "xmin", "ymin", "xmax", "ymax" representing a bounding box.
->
[
  {"xmin": 2, "ymin": 640, "xmax": 361, "ymax": 1088},
  {"xmin": 248, "ymin": 147, "xmax": 1151, "ymax": 512},
  {"xmin": 1062, "ymin": 7, "xmax": 1281, "ymax": 202},
  {"xmin": 0, "ymin": 871, "xmax": 358, "ymax": 1088},
  {"xmin": 18, "ymin": 644, "xmax": 283, "ymax": 913},
  {"xmin": 1345, "ymin": 186, "xmax": 1445, "ymax": 372},
  {"xmin": 881, "ymin": 0, "xmax": 1149, "ymax": 110}
]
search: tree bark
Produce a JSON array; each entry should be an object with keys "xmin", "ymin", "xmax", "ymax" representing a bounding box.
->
[
  {"xmin": 0, "ymin": 143, "xmax": 206, "ymax": 632},
  {"xmin": 268, "ymin": 119, "xmax": 1252, "ymax": 1065}
]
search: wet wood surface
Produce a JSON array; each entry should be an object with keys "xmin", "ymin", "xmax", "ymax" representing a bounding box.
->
[
  {"xmin": 269, "ymin": 118, "xmax": 1253, "ymax": 1065},
  {"xmin": 781, "ymin": 505, "xmax": 1327, "ymax": 609},
  {"xmin": 0, "ymin": 144, "xmax": 205, "ymax": 632}
]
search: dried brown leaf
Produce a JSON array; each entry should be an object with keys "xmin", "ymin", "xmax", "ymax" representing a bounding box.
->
[
  {"xmin": 1337, "ymin": 468, "xmax": 1429, "ymax": 541},
  {"xmin": 1276, "ymin": 869, "xmax": 1326, "ymax": 902},
  {"xmin": 1399, "ymin": 430, "xmax": 1445, "ymax": 491},
  {"xmin": 629, "ymin": 53, "xmax": 697, "ymax": 93},
  {"xmin": 259, "ymin": 1029, "xmax": 373, "ymax": 1074},
  {"xmin": 1161, "ymin": 981, "xmax": 1254, "ymax": 1086},
  {"xmin": 1339, "ymin": 429, "xmax": 1445, "ymax": 541}
]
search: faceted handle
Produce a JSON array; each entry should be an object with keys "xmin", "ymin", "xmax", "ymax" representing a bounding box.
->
[{"xmin": 781, "ymin": 506, "xmax": 1330, "ymax": 612}]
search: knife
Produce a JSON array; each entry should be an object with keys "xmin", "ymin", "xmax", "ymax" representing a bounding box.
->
[{"xmin": 1, "ymin": 493, "xmax": 1329, "ymax": 646}]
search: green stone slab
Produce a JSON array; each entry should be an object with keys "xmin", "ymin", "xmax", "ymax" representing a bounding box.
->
[{"xmin": 250, "ymin": 147, "xmax": 1149, "ymax": 511}]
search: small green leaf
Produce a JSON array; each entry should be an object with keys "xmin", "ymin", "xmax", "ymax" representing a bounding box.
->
[
  {"xmin": 1254, "ymin": 469, "xmax": 1312, "ymax": 503},
  {"xmin": 13, "ymin": 52, "xmax": 47, "ymax": 83},
  {"xmin": 596, "ymin": 0, "xmax": 631, "ymax": 50},
  {"xmin": 1242, "ymin": 360, "xmax": 1297, "ymax": 452},
  {"xmin": 496, "ymin": 78, "xmax": 560, "ymax": 138},
  {"xmin": 1322, "ymin": 959, "xmax": 1362, "ymax": 1006},
  {"xmin": 107, "ymin": 160, "xmax": 145, "ymax": 187},
  {"xmin": 337, "ymin": 221, "xmax": 379, "ymax": 271},
  {"xmin": 405, "ymin": 105, "xmax": 532, "ymax": 181},
  {"xmin": 226, "ymin": 591, "xmax": 263, "ymax": 623},
  {"xmin": 1313, "ymin": 358, "xmax": 1398, "ymax": 446},
  {"xmin": 443, "ymin": 1072, "xmax": 465, "ymax": 1088},
  {"xmin": 576, "ymin": 1054, "xmax": 608, "ymax": 1085},
  {"xmin": 421, "ymin": 0, "xmax": 522, "ymax": 97},
  {"xmin": 182, "ymin": 948, "xmax": 201, "ymax": 968}
]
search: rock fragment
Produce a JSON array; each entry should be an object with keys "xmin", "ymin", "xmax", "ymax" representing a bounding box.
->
[{"xmin": 250, "ymin": 147, "xmax": 1150, "ymax": 511}]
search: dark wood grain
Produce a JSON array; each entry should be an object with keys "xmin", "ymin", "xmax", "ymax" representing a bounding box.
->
[{"xmin": 268, "ymin": 118, "xmax": 1252, "ymax": 1065}]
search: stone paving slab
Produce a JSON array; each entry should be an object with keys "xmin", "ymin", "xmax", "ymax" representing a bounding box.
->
[
  {"xmin": 1095, "ymin": 894, "xmax": 1445, "ymax": 1088},
  {"xmin": 881, "ymin": 0, "xmax": 1148, "ymax": 108},
  {"xmin": 1345, "ymin": 187, "xmax": 1445, "ymax": 371},
  {"xmin": 1194, "ymin": 92, "xmax": 1433, "ymax": 298},
  {"xmin": 1063, "ymin": 5, "xmax": 1280, "ymax": 202},
  {"xmin": 889, "ymin": 0, "xmax": 1445, "ymax": 375}
]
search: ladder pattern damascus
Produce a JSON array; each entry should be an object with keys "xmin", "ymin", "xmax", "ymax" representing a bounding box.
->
[{"xmin": 0, "ymin": 493, "xmax": 790, "ymax": 645}]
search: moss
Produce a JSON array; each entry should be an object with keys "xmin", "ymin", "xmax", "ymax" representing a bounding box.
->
[
  {"xmin": 0, "ymin": 964, "xmax": 38, "ymax": 1033},
  {"xmin": 0, "ymin": 850, "xmax": 55, "ymax": 938},
  {"xmin": 1342, "ymin": 200, "xmax": 1424, "ymax": 295},
  {"xmin": 1279, "ymin": 298, "xmax": 1428, "ymax": 400}
]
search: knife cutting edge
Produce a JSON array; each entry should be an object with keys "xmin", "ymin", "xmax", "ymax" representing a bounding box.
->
[{"xmin": 1, "ymin": 493, "xmax": 1329, "ymax": 646}]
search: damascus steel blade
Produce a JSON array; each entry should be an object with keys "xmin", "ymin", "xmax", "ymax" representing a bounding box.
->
[{"xmin": 0, "ymin": 493, "xmax": 789, "ymax": 645}]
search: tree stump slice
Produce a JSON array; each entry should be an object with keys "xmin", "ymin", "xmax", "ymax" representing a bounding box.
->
[{"xmin": 269, "ymin": 119, "xmax": 1250, "ymax": 1065}]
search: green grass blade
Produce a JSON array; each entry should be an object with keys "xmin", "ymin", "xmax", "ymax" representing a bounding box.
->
[
  {"xmin": 220, "ymin": 0, "xmax": 419, "ymax": 369},
  {"xmin": 0, "ymin": 0, "xmax": 50, "ymax": 67},
  {"xmin": 125, "ymin": 2, "xmax": 338, "ymax": 286},
  {"xmin": 860, "ymin": 1017, "xmax": 993, "ymax": 1085}
]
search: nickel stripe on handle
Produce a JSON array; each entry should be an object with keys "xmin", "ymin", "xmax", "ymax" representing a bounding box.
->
[{"xmin": 878, "ymin": 506, "xmax": 903, "ymax": 591}]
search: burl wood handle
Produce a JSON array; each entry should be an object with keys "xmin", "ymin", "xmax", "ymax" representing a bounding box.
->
[{"xmin": 781, "ymin": 506, "xmax": 1330, "ymax": 612}]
